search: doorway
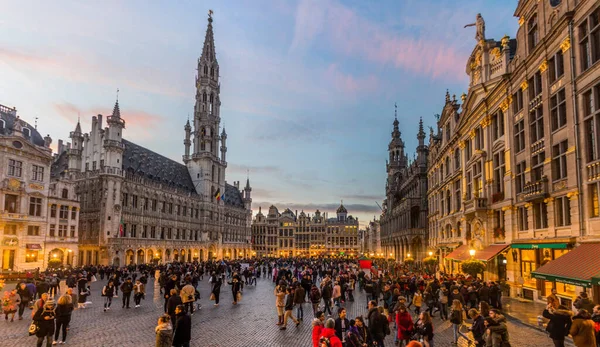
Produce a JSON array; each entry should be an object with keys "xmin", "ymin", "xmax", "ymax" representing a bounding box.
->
[{"xmin": 2, "ymin": 249, "xmax": 15, "ymax": 270}]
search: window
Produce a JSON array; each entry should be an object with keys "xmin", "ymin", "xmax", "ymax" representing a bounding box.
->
[
  {"xmin": 70, "ymin": 225, "xmax": 75, "ymax": 237},
  {"xmin": 5, "ymin": 224, "xmax": 17, "ymax": 235},
  {"xmin": 454, "ymin": 149, "xmax": 460, "ymax": 169},
  {"xmin": 530, "ymin": 107, "xmax": 544, "ymax": 143},
  {"xmin": 584, "ymin": 87, "xmax": 600, "ymax": 163},
  {"xmin": 50, "ymin": 204, "xmax": 56, "ymax": 218},
  {"xmin": 514, "ymin": 120, "xmax": 525, "ymax": 153},
  {"xmin": 549, "ymin": 50, "xmax": 564, "ymax": 83},
  {"xmin": 177, "ymin": 205, "xmax": 181, "ymax": 216},
  {"xmin": 132, "ymin": 195, "xmax": 138, "ymax": 208},
  {"xmin": 29, "ymin": 197, "xmax": 42, "ymax": 216},
  {"xmin": 32, "ymin": 165, "xmax": 44, "ymax": 181},
  {"xmin": 49, "ymin": 224, "xmax": 55, "ymax": 237},
  {"xmin": 551, "ymin": 89, "xmax": 567, "ymax": 131},
  {"xmin": 493, "ymin": 151, "xmax": 506, "ymax": 194},
  {"xmin": 85, "ymin": 163, "xmax": 89, "ymax": 171},
  {"xmin": 579, "ymin": 9, "xmax": 600, "ymax": 72},
  {"xmin": 445, "ymin": 123, "xmax": 451, "ymax": 142},
  {"xmin": 92, "ymin": 161, "xmax": 96, "ymax": 170},
  {"xmin": 143, "ymin": 198, "xmax": 148, "ymax": 211},
  {"xmin": 473, "ymin": 161, "xmax": 483, "ymax": 197},
  {"xmin": 168, "ymin": 203, "xmax": 173, "ymax": 214},
  {"xmin": 513, "ymin": 89, "xmax": 524, "ymax": 113},
  {"xmin": 131, "ymin": 224, "xmax": 137, "ymax": 238},
  {"xmin": 8, "ymin": 159, "xmax": 22, "ymax": 177},
  {"xmin": 152, "ymin": 199, "xmax": 157, "ymax": 212},
  {"xmin": 27, "ymin": 225, "xmax": 39, "ymax": 236},
  {"xmin": 151, "ymin": 226, "xmax": 156, "ymax": 239},
  {"xmin": 529, "ymin": 72, "xmax": 543, "ymax": 100},
  {"xmin": 552, "ymin": 140, "xmax": 568, "ymax": 181},
  {"xmin": 454, "ymin": 180, "xmax": 461, "ymax": 211},
  {"xmin": 474, "ymin": 127, "xmax": 483, "ymax": 150},
  {"xmin": 532, "ymin": 151, "xmax": 546, "ymax": 182},
  {"xmin": 59, "ymin": 205, "xmax": 69, "ymax": 219},
  {"xmin": 492, "ymin": 110, "xmax": 505, "ymax": 140},
  {"xmin": 445, "ymin": 157, "xmax": 450, "ymax": 177},
  {"xmin": 555, "ymin": 196, "xmax": 571, "ymax": 227},
  {"xmin": 61, "ymin": 189, "xmax": 68, "ymax": 199},
  {"xmin": 25, "ymin": 250, "xmax": 37, "ymax": 263},
  {"xmin": 591, "ymin": 182, "xmax": 599, "ymax": 217},
  {"xmin": 122, "ymin": 193, "xmax": 128, "ymax": 207},
  {"xmin": 516, "ymin": 161, "xmax": 527, "ymax": 194},
  {"xmin": 465, "ymin": 139, "xmax": 472, "ymax": 159},
  {"xmin": 23, "ymin": 128, "xmax": 31, "ymax": 138},
  {"xmin": 4, "ymin": 194, "xmax": 18, "ymax": 213},
  {"xmin": 58, "ymin": 225, "xmax": 67, "ymax": 237},
  {"xmin": 528, "ymin": 14, "xmax": 539, "ymax": 52},
  {"xmin": 142, "ymin": 225, "xmax": 147, "ymax": 238},
  {"xmin": 533, "ymin": 201, "xmax": 548, "ymax": 229},
  {"xmin": 71, "ymin": 207, "xmax": 77, "ymax": 220}
]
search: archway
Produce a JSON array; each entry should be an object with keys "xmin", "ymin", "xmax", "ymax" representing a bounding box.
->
[
  {"xmin": 165, "ymin": 249, "xmax": 171, "ymax": 262},
  {"xmin": 113, "ymin": 257, "xmax": 121, "ymax": 266},
  {"xmin": 411, "ymin": 236, "xmax": 424, "ymax": 261},
  {"xmin": 48, "ymin": 249, "xmax": 65, "ymax": 268},
  {"xmin": 173, "ymin": 250, "xmax": 179, "ymax": 261},
  {"xmin": 147, "ymin": 249, "xmax": 154, "ymax": 263},
  {"xmin": 125, "ymin": 249, "xmax": 134, "ymax": 265},
  {"xmin": 199, "ymin": 249, "xmax": 204, "ymax": 261},
  {"xmin": 155, "ymin": 249, "xmax": 163, "ymax": 264},
  {"xmin": 137, "ymin": 250, "xmax": 145, "ymax": 264},
  {"xmin": 208, "ymin": 245, "xmax": 216, "ymax": 260}
]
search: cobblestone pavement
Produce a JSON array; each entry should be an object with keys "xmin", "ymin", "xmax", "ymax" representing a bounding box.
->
[{"xmin": 2, "ymin": 276, "xmax": 567, "ymax": 347}]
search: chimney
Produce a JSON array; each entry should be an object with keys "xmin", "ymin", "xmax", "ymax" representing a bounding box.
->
[{"xmin": 58, "ymin": 139, "xmax": 64, "ymax": 154}]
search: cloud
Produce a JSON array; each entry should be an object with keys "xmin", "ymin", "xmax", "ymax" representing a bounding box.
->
[
  {"xmin": 325, "ymin": 64, "xmax": 378, "ymax": 93},
  {"xmin": 341, "ymin": 193, "xmax": 384, "ymax": 201},
  {"xmin": 253, "ymin": 201, "xmax": 381, "ymax": 216},
  {"xmin": 0, "ymin": 46, "xmax": 186, "ymax": 98},
  {"xmin": 290, "ymin": 0, "xmax": 469, "ymax": 80},
  {"xmin": 227, "ymin": 163, "xmax": 282, "ymax": 175}
]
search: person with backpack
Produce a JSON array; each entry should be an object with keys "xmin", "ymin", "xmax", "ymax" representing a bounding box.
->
[
  {"xmin": 33, "ymin": 299, "xmax": 55, "ymax": 347},
  {"xmin": 311, "ymin": 285, "xmax": 322, "ymax": 316}
]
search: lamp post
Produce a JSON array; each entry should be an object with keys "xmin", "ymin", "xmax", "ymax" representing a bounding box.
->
[
  {"xmin": 469, "ymin": 249, "xmax": 476, "ymax": 258},
  {"xmin": 428, "ymin": 251, "xmax": 433, "ymax": 257}
]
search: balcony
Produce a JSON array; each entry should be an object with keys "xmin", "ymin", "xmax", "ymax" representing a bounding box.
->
[
  {"xmin": 67, "ymin": 148, "xmax": 81, "ymax": 156},
  {"xmin": 519, "ymin": 176, "xmax": 549, "ymax": 202},
  {"xmin": 0, "ymin": 210, "xmax": 28, "ymax": 221},
  {"xmin": 588, "ymin": 160, "xmax": 600, "ymax": 182},
  {"xmin": 103, "ymin": 139, "xmax": 125, "ymax": 150},
  {"xmin": 529, "ymin": 94, "xmax": 542, "ymax": 110},
  {"xmin": 531, "ymin": 139, "xmax": 544, "ymax": 154},
  {"xmin": 463, "ymin": 197, "xmax": 487, "ymax": 214}
]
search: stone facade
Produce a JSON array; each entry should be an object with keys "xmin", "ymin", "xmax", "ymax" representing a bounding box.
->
[
  {"xmin": 0, "ymin": 104, "xmax": 80, "ymax": 271},
  {"xmin": 426, "ymin": 0, "xmax": 600, "ymax": 301},
  {"xmin": 380, "ymin": 112, "xmax": 429, "ymax": 261},
  {"xmin": 55, "ymin": 13, "xmax": 252, "ymax": 266},
  {"xmin": 360, "ymin": 218, "xmax": 381, "ymax": 256},
  {"xmin": 251, "ymin": 204, "xmax": 359, "ymax": 257}
]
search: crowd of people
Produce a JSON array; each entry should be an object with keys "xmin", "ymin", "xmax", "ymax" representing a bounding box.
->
[{"xmin": 4, "ymin": 257, "xmax": 600, "ymax": 346}]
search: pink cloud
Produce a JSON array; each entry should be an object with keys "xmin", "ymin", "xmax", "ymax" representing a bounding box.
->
[
  {"xmin": 325, "ymin": 64, "xmax": 378, "ymax": 93},
  {"xmin": 290, "ymin": 0, "xmax": 468, "ymax": 80}
]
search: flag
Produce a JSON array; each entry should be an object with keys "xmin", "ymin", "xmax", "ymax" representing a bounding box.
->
[
  {"xmin": 119, "ymin": 217, "xmax": 124, "ymax": 237},
  {"xmin": 214, "ymin": 188, "xmax": 221, "ymax": 201}
]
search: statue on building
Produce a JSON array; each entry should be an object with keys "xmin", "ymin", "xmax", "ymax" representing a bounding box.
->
[{"xmin": 464, "ymin": 13, "xmax": 485, "ymax": 43}]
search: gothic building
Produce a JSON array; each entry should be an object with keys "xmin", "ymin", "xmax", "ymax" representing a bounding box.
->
[
  {"xmin": 56, "ymin": 13, "xmax": 252, "ymax": 266},
  {"xmin": 251, "ymin": 203, "xmax": 359, "ymax": 257},
  {"xmin": 380, "ymin": 111, "xmax": 429, "ymax": 261}
]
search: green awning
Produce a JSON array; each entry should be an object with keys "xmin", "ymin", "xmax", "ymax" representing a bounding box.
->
[
  {"xmin": 512, "ymin": 243, "xmax": 568, "ymax": 249},
  {"xmin": 592, "ymin": 277, "xmax": 600, "ymax": 286},
  {"xmin": 531, "ymin": 272, "xmax": 592, "ymax": 288}
]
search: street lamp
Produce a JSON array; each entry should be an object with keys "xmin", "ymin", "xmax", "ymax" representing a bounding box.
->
[
  {"xmin": 469, "ymin": 249, "xmax": 476, "ymax": 258},
  {"xmin": 428, "ymin": 251, "xmax": 433, "ymax": 257},
  {"xmin": 407, "ymin": 253, "xmax": 411, "ymax": 258}
]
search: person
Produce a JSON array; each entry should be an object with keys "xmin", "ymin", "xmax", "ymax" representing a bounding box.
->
[
  {"xmin": 449, "ymin": 299, "xmax": 469, "ymax": 345},
  {"xmin": 543, "ymin": 304, "xmax": 573, "ymax": 347},
  {"xmin": 347, "ymin": 316, "xmax": 370, "ymax": 347},
  {"xmin": 591, "ymin": 305, "xmax": 600, "ymax": 347},
  {"xmin": 228, "ymin": 274, "xmax": 241, "ymax": 305},
  {"xmin": 32, "ymin": 292, "xmax": 49, "ymax": 318},
  {"xmin": 574, "ymin": 292, "xmax": 595, "ymax": 313},
  {"xmin": 78, "ymin": 285, "xmax": 90, "ymax": 309},
  {"xmin": 281, "ymin": 286, "xmax": 300, "ymax": 330},
  {"xmin": 468, "ymin": 308, "xmax": 485, "ymax": 346},
  {"xmin": 569, "ymin": 308, "xmax": 596, "ymax": 347},
  {"xmin": 484, "ymin": 316, "xmax": 510, "ymax": 346},
  {"xmin": 294, "ymin": 282, "xmax": 306, "ymax": 321},
  {"xmin": 479, "ymin": 301, "xmax": 490, "ymax": 318},
  {"xmin": 367, "ymin": 300, "xmax": 385, "ymax": 346},
  {"xmin": 33, "ymin": 299, "xmax": 55, "ymax": 347},
  {"xmin": 320, "ymin": 318, "xmax": 343, "ymax": 347},
  {"xmin": 332, "ymin": 281, "xmax": 342, "ymax": 307},
  {"xmin": 209, "ymin": 272, "xmax": 222, "ymax": 306},
  {"xmin": 310, "ymin": 285, "xmax": 322, "ymax": 316},
  {"xmin": 3, "ymin": 289, "xmax": 20, "ymax": 322},
  {"xmin": 172, "ymin": 305, "xmax": 191, "ymax": 347},
  {"xmin": 275, "ymin": 284, "xmax": 286, "ymax": 326},
  {"xmin": 396, "ymin": 304, "xmax": 413, "ymax": 347},
  {"xmin": 180, "ymin": 281, "xmax": 195, "ymax": 314},
  {"xmin": 334, "ymin": 307, "xmax": 350, "ymax": 345},
  {"xmin": 155, "ymin": 314, "xmax": 173, "ymax": 347},
  {"xmin": 415, "ymin": 312, "xmax": 434, "ymax": 347},
  {"xmin": 120, "ymin": 277, "xmax": 134, "ymax": 309},
  {"xmin": 54, "ymin": 294, "xmax": 74, "ymax": 344},
  {"xmin": 413, "ymin": 290, "xmax": 423, "ymax": 315},
  {"xmin": 312, "ymin": 311, "xmax": 326, "ymax": 347},
  {"xmin": 16, "ymin": 282, "xmax": 31, "ymax": 320},
  {"xmin": 438, "ymin": 287, "xmax": 448, "ymax": 321},
  {"xmin": 102, "ymin": 280, "xmax": 115, "ymax": 312},
  {"xmin": 133, "ymin": 279, "xmax": 145, "ymax": 308},
  {"xmin": 167, "ymin": 289, "xmax": 182, "ymax": 325}
]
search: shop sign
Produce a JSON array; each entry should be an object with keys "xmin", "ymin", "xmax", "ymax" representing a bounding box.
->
[
  {"xmin": 3, "ymin": 237, "xmax": 18, "ymax": 246},
  {"xmin": 512, "ymin": 243, "xmax": 568, "ymax": 249},
  {"xmin": 532, "ymin": 272, "xmax": 591, "ymax": 288}
]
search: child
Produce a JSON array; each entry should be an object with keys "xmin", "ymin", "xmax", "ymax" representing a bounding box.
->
[{"xmin": 78, "ymin": 286, "xmax": 90, "ymax": 308}]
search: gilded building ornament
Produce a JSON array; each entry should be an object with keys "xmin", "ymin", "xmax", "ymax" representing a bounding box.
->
[
  {"xmin": 480, "ymin": 116, "xmax": 491, "ymax": 128},
  {"xmin": 501, "ymin": 35, "xmax": 510, "ymax": 49},
  {"xmin": 490, "ymin": 47, "xmax": 501, "ymax": 59},
  {"xmin": 567, "ymin": 191, "xmax": 580, "ymax": 200},
  {"xmin": 560, "ymin": 37, "xmax": 571, "ymax": 53},
  {"xmin": 566, "ymin": 146, "xmax": 576, "ymax": 154},
  {"xmin": 544, "ymin": 157, "xmax": 552, "ymax": 164},
  {"xmin": 518, "ymin": 17, "xmax": 525, "ymax": 26},
  {"xmin": 461, "ymin": 93, "xmax": 467, "ymax": 102},
  {"xmin": 469, "ymin": 129, "xmax": 476, "ymax": 139},
  {"xmin": 539, "ymin": 60, "xmax": 548, "ymax": 73},
  {"xmin": 524, "ymin": 202, "xmax": 532, "ymax": 209},
  {"xmin": 520, "ymin": 80, "xmax": 529, "ymax": 91},
  {"xmin": 499, "ymin": 95, "xmax": 513, "ymax": 112},
  {"xmin": 501, "ymin": 205, "xmax": 512, "ymax": 212},
  {"xmin": 543, "ymin": 197, "xmax": 555, "ymax": 204},
  {"xmin": 459, "ymin": 141, "xmax": 466, "ymax": 149}
]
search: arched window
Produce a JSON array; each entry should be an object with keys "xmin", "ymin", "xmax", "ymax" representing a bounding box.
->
[
  {"xmin": 456, "ymin": 222, "xmax": 462, "ymax": 237},
  {"xmin": 210, "ymin": 67, "xmax": 214, "ymax": 77},
  {"xmin": 62, "ymin": 188, "xmax": 69, "ymax": 199},
  {"xmin": 203, "ymin": 93, "xmax": 207, "ymax": 103},
  {"xmin": 204, "ymin": 65, "xmax": 208, "ymax": 75},
  {"xmin": 200, "ymin": 141, "xmax": 205, "ymax": 151},
  {"xmin": 445, "ymin": 157, "xmax": 450, "ymax": 176}
]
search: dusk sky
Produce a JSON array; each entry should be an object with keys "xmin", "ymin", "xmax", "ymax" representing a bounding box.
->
[{"xmin": 0, "ymin": 0, "xmax": 518, "ymax": 226}]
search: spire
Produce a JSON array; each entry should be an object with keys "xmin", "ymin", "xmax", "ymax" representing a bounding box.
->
[
  {"xmin": 201, "ymin": 10, "xmax": 217, "ymax": 63},
  {"xmin": 245, "ymin": 177, "xmax": 251, "ymax": 190},
  {"xmin": 392, "ymin": 104, "xmax": 401, "ymax": 140},
  {"xmin": 74, "ymin": 119, "xmax": 82, "ymax": 134},
  {"xmin": 417, "ymin": 117, "xmax": 425, "ymax": 140},
  {"xmin": 445, "ymin": 89, "xmax": 450, "ymax": 103},
  {"xmin": 184, "ymin": 118, "xmax": 191, "ymax": 130},
  {"xmin": 112, "ymin": 90, "xmax": 121, "ymax": 119},
  {"xmin": 221, "ymin": 127, "xmax": 227, "ymax": 137}
]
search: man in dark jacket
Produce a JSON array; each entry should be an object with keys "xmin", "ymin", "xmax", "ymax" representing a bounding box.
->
[
  {"xmin": 120, "ymin": 277, "xmax": 134, "ymax": 308},
  {"xmin": 172, "ymin": 305, "xmax": 191, "ymax": 347},
  {"xmin": 478, "ymin": 283, "xmax": 490, "ymax": 304},
  {"xmin": 574, "ymin": 292, "xmax": 595, "ymax": 313},
  {"xmin": 367, "ymin": 300, "xmax": 385, "ymax": 346},
  {"xmin": 468, "ymin": 308, "xmax": 486, "ymax": 346},
  {"xmin": 334, "ymin": 307, "xmax": 350, "ymax": 345},
  {"xmin": 543, "ymin": 304, "xmax": 573, "ymax": 347},
  {"xmin": 167, "ymin": 289, "xmax": 183, "ymax": 325},
  {"xmin": 294, "ymin": 284, "xmax": 306, "ymax": 321}
]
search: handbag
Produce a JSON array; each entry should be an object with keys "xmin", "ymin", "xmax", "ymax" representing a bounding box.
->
[
  {"xmin": 210, "ymin": 293, "xmax": 215, "ymax": 301},
  {"xmin": 28, "ymin": 321, "xmax": 39, "ymax": 336}
]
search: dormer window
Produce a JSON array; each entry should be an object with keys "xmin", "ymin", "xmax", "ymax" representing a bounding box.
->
[
  {"xmin": 528, "ymin": 14, "xmax": 539, "ymax": 52},
  {"xmin": 23, "ymin": 127, "xmax": 31, "ymax": 139}
]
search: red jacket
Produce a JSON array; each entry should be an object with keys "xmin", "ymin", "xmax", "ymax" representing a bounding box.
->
[
  {"xmin": 396, "ymin": 311, "xmax": 414, "ymax": 340},
  {"xmin": 312, "ymin": 323, "xmax": 324, "ymax": 347},
  {"xmin": 320, "ymin": 327, "xmax": 343, "ymax": 347}
]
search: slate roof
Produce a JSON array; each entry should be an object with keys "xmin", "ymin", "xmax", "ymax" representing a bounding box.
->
[
  {"xmin": 222, "ymin": 182, "xmax": 245, "ymax": 209},
  {"xmin": 0, "ymin": 107, "xmax": 46, "ymax": 147},
  {"xmin": 122, "ymin": 139, "xmax": 196, "ymax": 193},
  {"xmin": 51, "ymin": 151, "xmax": 69, "ymax": 179}
]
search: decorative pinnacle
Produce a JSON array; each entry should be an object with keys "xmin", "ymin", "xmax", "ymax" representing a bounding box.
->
[
  {"xmin": 394, "ymin": 102, "xmax": 397, "ymax": 120},
  {"xmin": 208, "ymin": 9, "xmax": 213, "ymax": 22}
]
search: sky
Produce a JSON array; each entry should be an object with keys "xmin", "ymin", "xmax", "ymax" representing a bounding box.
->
[{"xmin": 0, "ymin": 0, "xmax": 518, "ymax": 227}]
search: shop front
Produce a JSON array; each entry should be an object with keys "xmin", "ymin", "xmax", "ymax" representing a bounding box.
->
[{"xmin": 531, "ymin": 242, "xmax": 600, "ymax": 305}]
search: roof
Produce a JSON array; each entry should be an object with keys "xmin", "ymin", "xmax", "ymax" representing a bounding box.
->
[
  {"xmin": 122, "ymin": 139, "xmax": 195, "ymax": 193},
  {"xmin": 51, "ymin": 151, "xmax": 69, "ymax": 179},
  {"xmin": 337, "ymin": 204, "xmax": 347, "ymax": 214},
  {"xmin": 222, "ymin": 183, "xmax": 244, "ymax": 209},
  {"xmin": 476, "ymin": 244, "xmax": 509, "ymax": 262},
  {"xmin": 444, "ymin": 245, "xmax": 471, "ymax": 262},
  {"xmin": 532, "ymin": 243, "xmax": 600, "ymax": 288},
  {"xmin": 0, "ymin": 106, "xmax": 46, "ymax": 147}
]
